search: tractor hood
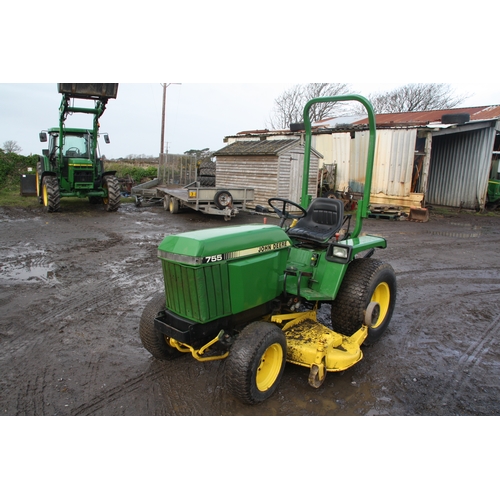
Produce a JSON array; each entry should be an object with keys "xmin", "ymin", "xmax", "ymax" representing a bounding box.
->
[{"xmin": 158, "ymin": 224, "xmax": 291, "ymax": 265}]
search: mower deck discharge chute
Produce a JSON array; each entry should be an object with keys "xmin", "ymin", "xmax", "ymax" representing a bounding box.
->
[{"xmin": 140, "ymin": 94, "xmax": 397, "ymax": 405}]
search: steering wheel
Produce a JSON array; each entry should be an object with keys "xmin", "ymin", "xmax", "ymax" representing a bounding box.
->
[
  {"xmin": 66, "ymin": 147, "xmax": 80, "ymax": 156},
  {"xmin": 268, "ymin": 198, "xmax": 307, "ymax": 227}
]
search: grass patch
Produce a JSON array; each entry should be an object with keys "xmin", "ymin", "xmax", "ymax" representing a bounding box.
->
[{"xmin": 0, "ymin": 188, "xmax": 41, "ymax": 208}]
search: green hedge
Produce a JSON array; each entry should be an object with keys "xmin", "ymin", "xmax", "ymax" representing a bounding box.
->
[
  {"xmin": 0, "ymin": 153, "xmax": 158, "ymax": 190},
  {"xmin": 0, "ymin": 151, "xmax": 38, "ymax": 189},
  {"xmin": 112, "ymin": 165, "xmax": 158, "ymax": 184}
]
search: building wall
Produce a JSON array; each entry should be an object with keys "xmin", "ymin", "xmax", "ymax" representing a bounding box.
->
[
  {"xmin": 426, "ymin": 126, "xmax": 496, "ymax": 210},
  {"xmin": 314, "ymin": 128, "xmax": 417, "ymax": 198},
  {"xmin": 216, "ymin": 155, "xmax": 279, "ymax": 208},
  {"xmin": 216, "ymin": 147, "xmax": 319, "ymax": 208}
]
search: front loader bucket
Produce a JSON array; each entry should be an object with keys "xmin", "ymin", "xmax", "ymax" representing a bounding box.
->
[
  {"xmin": 57, "ymin": 83, "xmax": 118, "ymax": 100},
  {"xmin": 409, "ymin": 206, "xmax": 429, "ymax": 222}
]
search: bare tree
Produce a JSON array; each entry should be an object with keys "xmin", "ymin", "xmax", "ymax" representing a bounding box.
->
[
  {"xmin": 363, "ymin": 83, "xmax": 471, "ymax": 113},
  {"xmin": 267, "ymin": 83, "xmax": 354, "ymax": 129},
  {"xmin": 2, "ymin": 140, "xmax": 22, "ymax": 154}
]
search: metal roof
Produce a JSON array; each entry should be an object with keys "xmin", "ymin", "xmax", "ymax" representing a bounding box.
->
[
  {"xmin": 214, "ymin": 139, "xmax": 301, "ymax": 156},
  {"xmin": 353, "ymin": 105, "xmax": 500, "ymax": 127}
]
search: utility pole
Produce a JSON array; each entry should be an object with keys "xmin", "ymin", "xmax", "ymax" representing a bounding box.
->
[{"xmin": 160, "ymin": 83, "xmax": 181, "ymax": 157}]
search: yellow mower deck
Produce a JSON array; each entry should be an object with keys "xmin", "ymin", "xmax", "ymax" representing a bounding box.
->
[{"xmin": 271, "ymin": 308, "xmax": 368, "ymax": 388}]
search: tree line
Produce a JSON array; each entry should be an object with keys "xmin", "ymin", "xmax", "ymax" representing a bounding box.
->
[{"xmin": 267, "ymin": 83, "xmax": 471, "ymax": 129}]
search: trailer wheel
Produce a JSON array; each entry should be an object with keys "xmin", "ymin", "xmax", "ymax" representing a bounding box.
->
[
  {"xmin": 169, "ymin": 197, "xmax": 180, "ymax": 214},
  {"xmin": 214, "ymin": 190, "xmax": 233, "ymax": 210},
  {"xmin": 103, "ymin": 175, "xmax": 121, "ymax": 212},
  {"xmin": 331, "ymin": 258, "xmax": 396, "ymax": 345},
  {"xmin": 42, "ymin": 176, "xmax": 61, "ymax": 213},
  {"xmin": 139, "ymin": 292, "xmax": 181, "ymax": 360},
  {"xmin": 225, "ymin": 322, "xmax": 286, "ymax": 405},
  {"xmin": 163, "ymin": 195, "xmax": 170, "ymax": 211}
]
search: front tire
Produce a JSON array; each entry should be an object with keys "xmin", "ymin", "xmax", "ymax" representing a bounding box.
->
[
  {"xmin": 139, "ymin": 292, "xmax": 181, "ymax": 360},
  {"xmin": 225, "ymin": 322, "xmax": 287, "ymax": 405},
  {"xmin": 103, "ymin": 175, "xmax": 121, "ymax": 212},
  {"xmin": 36, "ymin": 162, "xmax": 43, "ymax": 203},
  {"xmin": 331, "ymin": 258, "xmax": 396, "ymax": 344},
  {"xmin": 42, "ymin": 176, "xmax": 60, "ymax": 213}
]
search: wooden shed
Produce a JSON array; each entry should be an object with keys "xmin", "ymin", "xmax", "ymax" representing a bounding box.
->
[{"xmin": 213, "ymin": 138, "xmax": 322, "ymax": 209}]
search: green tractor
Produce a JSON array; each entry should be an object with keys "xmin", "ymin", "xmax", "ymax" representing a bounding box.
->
[
  {"xmin": 140, "ymin": 95, "xmax": 397, "ymax": 405},
  {"xmin": 37, "ymin": 83, "xmax": 121, "ymax": 213}
]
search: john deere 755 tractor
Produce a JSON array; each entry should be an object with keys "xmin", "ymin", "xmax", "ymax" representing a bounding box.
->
[
  {"xmin": 140, "ymin": 95, "xmax": 397, "ymax": 405},
  {"xmin": 37, "ymin": 83, "xmax": 120, "ymax": 213}
]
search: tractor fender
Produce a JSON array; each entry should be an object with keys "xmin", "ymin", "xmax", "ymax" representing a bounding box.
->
[
  {"xmin": 41, "ymin": 170, "xmax": 57, "ymax": 179},
  {"xmin": 102, "ymin": 170, "xmax": 117, "ymax": 177}
]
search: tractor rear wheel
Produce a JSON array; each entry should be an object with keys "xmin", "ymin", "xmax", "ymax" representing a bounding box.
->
[
  {"xmin": 331, "ymin": 258, "xmax": 396, "ymax": 345},
  {"xmin": 103, "ymin": 175, "xmax": 121, "ymax": 212},
  {"xmin": 42, "ymin": 176, "xmax": 60, "ymax": 213},
  {"xmin": 139, "ymin": 292, "xmax": 181, "ymax": 360},
  {"xmin": 225, "ymin": 322, "xmax": 286, "ymax": 405}
]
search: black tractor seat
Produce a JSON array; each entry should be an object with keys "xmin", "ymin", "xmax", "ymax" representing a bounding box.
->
[{"xmin": 287, "ymin": 197, "xmax": 345, "ymax": 244}]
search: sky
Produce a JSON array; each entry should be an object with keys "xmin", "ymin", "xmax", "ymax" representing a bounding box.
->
[{"xmin": 1, "ymin": 82, "xmax": 500, "ymax": 160}]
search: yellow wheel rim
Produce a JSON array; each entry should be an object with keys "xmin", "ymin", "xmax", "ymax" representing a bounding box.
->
[
  {"xmin": 256, "ymin": 343, "xmax": 283, "ymax": 392},
  {"xmin": 42, "ymin": 182, "xmax": 48, "ymax": 206},
  {"xmin": 371, "ymin": 282, "xmax": 390, "ymax": 328},
  {"xmin": 103, "ymin": 179, "xmax": 109, "ymax": 205}
]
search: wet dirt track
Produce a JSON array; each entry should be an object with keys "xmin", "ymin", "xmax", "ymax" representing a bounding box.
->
[{"xmin": 1, "ymin": 201, "xmax": 500, "ymax": 416}]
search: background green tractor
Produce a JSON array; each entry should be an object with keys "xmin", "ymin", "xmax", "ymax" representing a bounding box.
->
[
  {"xmin": 37, "ymin": 83, "xmax": 120, "ymax": 213},
  {"xmin": 140, "ymin": 95, "xmax": 397, "ymax": 405}
]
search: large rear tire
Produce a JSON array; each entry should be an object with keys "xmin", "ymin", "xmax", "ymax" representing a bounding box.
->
[
  {"xmin": 225, "ymin": 322, "xmax": 287, "ymax": 405},
  {"xmin": 139, "ymin": 292, "xmax": 181, "ymax": 360},
  {"xmin": 42, "ymin": 176, "xmax": 60, "ymax": 213},
  {"xmin": 103, "ymin": 175, "xmax": 121, "ymax": 212},
  {"xmin": 331, "ymin": 258, "xmax": 396, "ymax": 345}
]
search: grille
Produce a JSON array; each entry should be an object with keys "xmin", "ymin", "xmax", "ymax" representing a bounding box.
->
[
  {"xmin": 74, "ymin": 170, "xmax": 93, "ymax": 183},
  {"xmin": 162, "ymin": 261, "xmax": 232, "ymax": 323}
]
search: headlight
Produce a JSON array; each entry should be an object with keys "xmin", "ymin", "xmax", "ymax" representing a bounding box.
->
[
  {"xmin": 326, "ymin": 243, "xmax": 352, "ymax": 263},
  {"xmin": 333, "ymin": 246, "xmax": 348, "ymax": 259}
]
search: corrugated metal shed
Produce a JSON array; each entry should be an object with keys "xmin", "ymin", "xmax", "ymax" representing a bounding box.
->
[
  {"xmin": 223, "ymin": 104, "xmax": 500, "ymax": 211},
  {"xmin": 214, "ymin": 139, "xmax": 321, "ymax": 208},
  {"xmin": 313, "ymin": 128, "xmax": 417, "ymax": 198},
  {"xmin": 426, "ymin": 127, "xmax": 496, "ymax": 209}
]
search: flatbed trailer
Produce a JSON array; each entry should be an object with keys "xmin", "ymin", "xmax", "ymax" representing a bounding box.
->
[{"xmin": 132, "ymin": 179, "xmax": 254, "ymax": 220}]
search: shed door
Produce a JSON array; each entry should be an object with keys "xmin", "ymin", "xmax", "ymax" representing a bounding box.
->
[{"xmin": 289, "ymin": 152, "xmax": 303, "ymax": 203}]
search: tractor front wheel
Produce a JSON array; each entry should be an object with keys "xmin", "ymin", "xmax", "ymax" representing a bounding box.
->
[
  {"xmin": 139, "ymin": 292, "xmax": 181, "ymax": 360},
  {"xmin": 36, "ymin": 162, "xmax": 43, "ymax": 203},
  {"xmin": 42, "ymin": 176, "xmax": 60, "ymax": 213},
  {"xmin": 331, "ymin": 258, "xmax": 396, "ymax": 345},
  {"xmin": 225, "ymin": 322, "xmax": 287, "ymax": 405},
  {"xmin": 103, "ymin": 175, "xmax": 121, "ymax": 212}
]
